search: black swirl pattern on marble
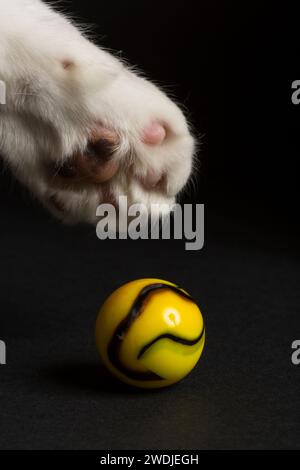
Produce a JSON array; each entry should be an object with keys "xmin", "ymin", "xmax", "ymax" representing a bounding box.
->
[
  {"xmin": 137, "ymin": 328, "xmax": 205, "ymax": 360},
  {"xmin": 107, "ymin": 283, "xmax": 204, "ymax": 382}
]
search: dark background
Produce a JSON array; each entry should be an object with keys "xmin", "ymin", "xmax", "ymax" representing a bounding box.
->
[{"xmin": 0, "ymin": 0, "xmax": 299, "ymax": 450}]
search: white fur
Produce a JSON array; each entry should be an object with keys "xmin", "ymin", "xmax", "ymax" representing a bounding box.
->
[{"xmin": 0, "ymin": 0, "xmax": 195, "ymax": 223}]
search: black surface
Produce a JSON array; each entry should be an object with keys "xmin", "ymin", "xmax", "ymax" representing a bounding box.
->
[
  {"xmin": 0, "ymin": 197, "xmax": 299, "ymax": 450},
  {"xmin": 1, "ymin": 0, "xmax": 300, "ymax": 450}
]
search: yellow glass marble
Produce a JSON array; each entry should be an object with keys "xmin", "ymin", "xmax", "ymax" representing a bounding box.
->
[{"xmin": 95, "ymin": 278, "xmax": 205, "ymax": 388}]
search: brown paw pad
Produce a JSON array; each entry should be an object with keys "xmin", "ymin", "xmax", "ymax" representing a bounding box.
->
[{"xmin": 46, "ymin": 127, "xmax": 120, "ymax": 189}]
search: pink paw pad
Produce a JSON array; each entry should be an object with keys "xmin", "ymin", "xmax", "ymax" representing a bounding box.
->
[{"xmin": 142, "ymin": 122, "xmax": 167, "ymax": 146}]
